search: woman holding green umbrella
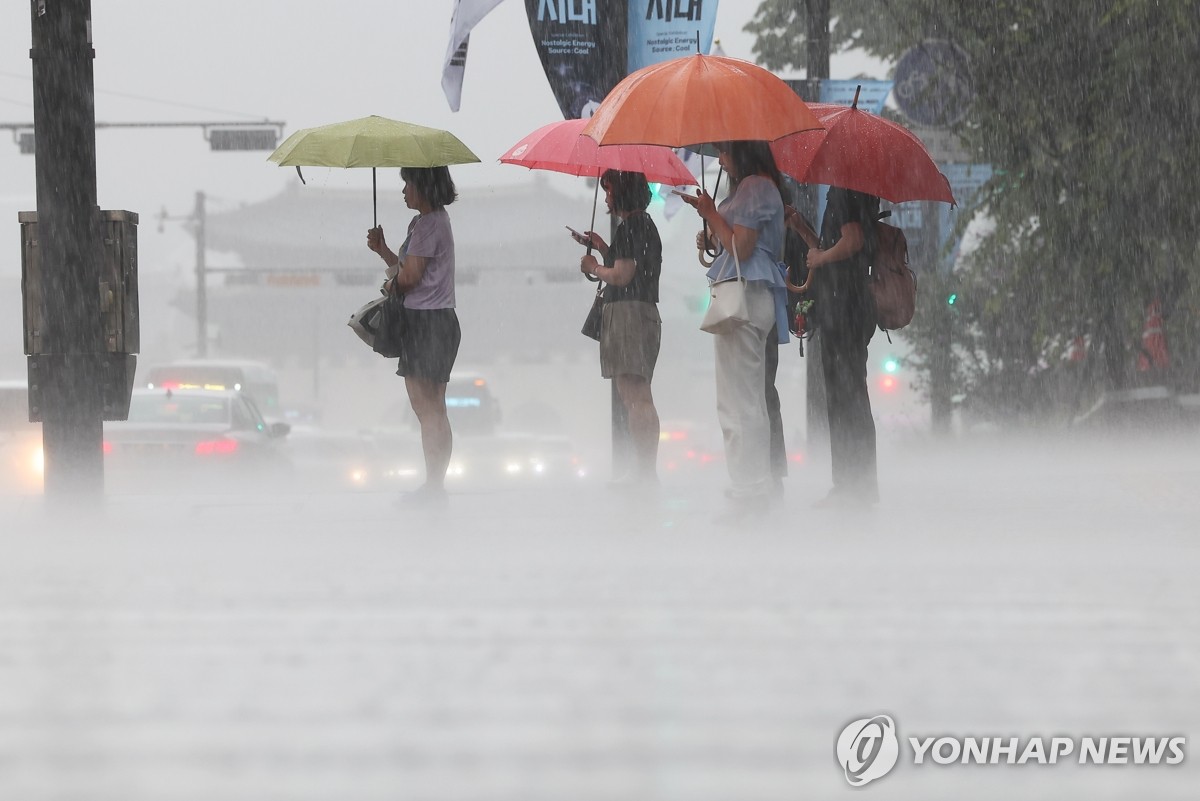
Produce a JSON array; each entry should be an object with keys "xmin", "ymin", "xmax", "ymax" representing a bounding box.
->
[{"xmin": 366, "ymin": 166, "xmax": 462, "ymax": 505}]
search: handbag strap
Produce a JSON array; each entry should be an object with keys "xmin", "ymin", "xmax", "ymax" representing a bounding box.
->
[{"xmin": 714, "ymin": 233, "xmax": 741, "ymax": 283}]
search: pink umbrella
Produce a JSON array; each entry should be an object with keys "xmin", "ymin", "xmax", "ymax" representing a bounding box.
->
[
  {"xmin": 501, "ymin": 118, "xmax": 698, "ymax": 186},
  {"xmin": 501, "ymin": 118, "xmax": 697, "ymax": 256}
]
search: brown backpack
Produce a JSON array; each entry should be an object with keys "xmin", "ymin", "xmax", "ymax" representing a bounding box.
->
[{"xmin": 870, "ymin": 219, "xmax": 916, "ymax": 331}]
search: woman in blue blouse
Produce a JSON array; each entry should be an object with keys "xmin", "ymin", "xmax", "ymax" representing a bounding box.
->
[{"xmin": 680, "ymin": 141, "xmax": 789, "ymax": 515}]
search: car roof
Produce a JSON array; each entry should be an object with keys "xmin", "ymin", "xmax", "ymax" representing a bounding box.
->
[
  {"xmin": 132, "ymin": 387, "xmax": 241, "ymax": 400},
  {"xmin": 144, "ymin": 360, "xmax": 277, "ymax": 378},
  {"xmin": 151, "ymin": 359, "xmax": 273, "ymax": 369}
]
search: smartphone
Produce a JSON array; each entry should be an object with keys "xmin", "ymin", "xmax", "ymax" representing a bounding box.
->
[
  {"xmin": 671, "ymin": 188, "xmax": 698, "ymax": 198},
  {"xmin": 565, "ymin": 225, "xmax": 586, "ymax": 241}
]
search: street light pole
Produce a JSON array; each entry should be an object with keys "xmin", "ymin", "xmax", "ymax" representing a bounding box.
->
[
  {"xmin": 30, "ymin": 0, "xmax": 105, "ymax": 498},
  {"xmin": 804, "ymin": 0, "xmax": 831, "ymax": 449},
  {"xmin": 194, "ymin": 191, "xmax": 208, "ymax": 358}
]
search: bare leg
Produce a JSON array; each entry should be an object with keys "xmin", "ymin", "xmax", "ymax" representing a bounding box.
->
[
  {"xmin": 405, "ymin": 376, "xmax": 452, "ymax": 490},
  {"xmin": 614, "ymin": 374, "xmax": 659, "ymax": 478}
]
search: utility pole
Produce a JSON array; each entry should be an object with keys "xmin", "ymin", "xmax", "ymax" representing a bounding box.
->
[
  {"xmin": 29, "ymin": 0, "xmax": 105, "ymax": 497},
  {"xmin": 194, "ymin": 191, "xmax": 208, "ymax": 358},
  {"xmin": 925, "ymin": 205, "xmax": 952, "ymax": 434},
  {"xmin": 803, "ymin": 0, "xmax": 831, "ymax": 448}
]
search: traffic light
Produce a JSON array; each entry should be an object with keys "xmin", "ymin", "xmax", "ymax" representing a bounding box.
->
[
  {"xmin": 879, "ymin": 355, "xmax": 900, "ymax": 392},
  {"xmin": 208, "ymin": 127, "xmax": 279, "ymax": 151},
  {"xmin": 946, "ymin": 292, "xmax": 958, "ymax": 306}
]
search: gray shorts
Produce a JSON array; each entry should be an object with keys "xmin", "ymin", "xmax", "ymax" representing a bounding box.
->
[{"xmin": 600, "ymin": 300, "xmax": 661, "ymax": 380}]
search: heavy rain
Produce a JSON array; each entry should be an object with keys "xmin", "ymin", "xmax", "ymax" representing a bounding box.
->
[{"xmin": 0, "ymin": 2, "xmax": 1196, "ymax": 799}]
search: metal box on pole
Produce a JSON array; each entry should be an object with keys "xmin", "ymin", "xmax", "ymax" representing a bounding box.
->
[{"xmin": 20, "ymin": 210, "xmax": 140, "ymax": 422}]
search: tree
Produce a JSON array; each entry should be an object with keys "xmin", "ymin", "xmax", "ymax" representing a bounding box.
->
[{"xmin": 747, "ymin": 0, "xmax": 1200, "ymax": 422}]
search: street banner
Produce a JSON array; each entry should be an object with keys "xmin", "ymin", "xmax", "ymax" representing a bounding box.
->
[
  {"xmin": 524, "ymin": 0, "xmax": 628, "ymax": 119},
  {"xmin": 525, "ymin": 1, "xmax": 721, "ymax": 120},
  {"xmin": 627, "ymin": 0, "xmax": 717, "ymax": 73},
  {"xmin": 442, "ymin": 0, "xmax": 509, "ymax": 112},
  {"xmin": 820, "ymin": 79, "xmax": 892, "ymax": 113}
]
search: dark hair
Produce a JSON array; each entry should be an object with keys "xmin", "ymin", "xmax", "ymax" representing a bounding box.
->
[
  {"xmin": 600, "ymin": 169, "xmax": 651, "ymax": 213},
  {"xmin": 724, "ymin": 140, "xmax": 783, "ymax": 194},
  {"xmin": 400, "ymin": 166, "xmax": 457, "ymax": 209}
]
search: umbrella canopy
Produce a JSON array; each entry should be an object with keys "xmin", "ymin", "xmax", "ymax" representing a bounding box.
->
[
  {"xmin": 268, "ymin": 115, "xmax": 479, "ymax": 169},
  {"xmin": 581, "ymin": 53, "xmax": 824, "ymax": 148},
  {"xmin": 267, "ymin": 115, "xmax": 480, "ymax": 226},
  {"xmin": 500, "ymin": 119, "xmax": 697, "ymax": 186},
  {"xmin": 771, "ymin": 102, "xmax": 955, "ymax": 205}
]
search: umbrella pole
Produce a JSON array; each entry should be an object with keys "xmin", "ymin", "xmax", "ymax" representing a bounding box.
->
[
  {"xmin": 586, "ymin": 177, "xmax": 600, "ymax": 256},
  {"xmin": 372, "ymin": 167, "xmax": 377, "ymax": 229}
]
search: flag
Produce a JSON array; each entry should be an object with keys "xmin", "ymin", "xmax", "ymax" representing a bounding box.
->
[{"xmin": 442, "ymin": 0, "xmax": 508, "ymax": 112}]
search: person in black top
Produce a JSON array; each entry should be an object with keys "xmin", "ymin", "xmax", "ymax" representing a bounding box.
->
[
  {"xmin": 577, "ymin": 169, "xmax": 663, "ymax": 486},
  {"xmin": 786, "ymin": 185, "xmax": 880, "ymax": 505}
]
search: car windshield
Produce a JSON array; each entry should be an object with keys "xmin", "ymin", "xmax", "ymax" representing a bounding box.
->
[{"xmin": 128, "ymin": 394, "xmax": 230, "ymax": 425}]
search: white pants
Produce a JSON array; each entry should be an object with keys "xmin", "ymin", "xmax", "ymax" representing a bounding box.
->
[{"xmin": 713, "ymin": 281, "xmax": 777, "ymax": 496}]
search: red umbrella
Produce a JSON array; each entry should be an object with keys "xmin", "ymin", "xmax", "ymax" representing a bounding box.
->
[
  {"xmin": 500, "ymin": 118, "xmax": 698, "ymax": 186},
  {"xmin": 772, "ymin": 97, "xmax": 956, "ymax": 205}
]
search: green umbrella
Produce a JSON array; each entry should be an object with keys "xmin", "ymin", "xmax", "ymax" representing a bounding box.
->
[{"xmin": 267, "ymin": 115, "xmax": 480, "ymax": 226}]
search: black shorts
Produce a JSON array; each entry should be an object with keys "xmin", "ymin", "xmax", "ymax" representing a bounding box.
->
[{"xmin": 396, "ymin": 307, "xmax": 461, "ymax": 384}]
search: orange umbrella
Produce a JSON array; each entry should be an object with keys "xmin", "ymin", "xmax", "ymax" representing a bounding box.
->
[{"xmin": 582, "ymin": 53, "xmax": 824, "ymax": 148}]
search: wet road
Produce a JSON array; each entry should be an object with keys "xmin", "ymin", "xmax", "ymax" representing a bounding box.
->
[{"xmin": 0, "ymin": 434, "xmax": 1197, "ymax": 800}]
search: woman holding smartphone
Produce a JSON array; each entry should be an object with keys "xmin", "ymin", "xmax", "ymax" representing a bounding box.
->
[
  {"xmin": 679, "ymin": 141, "xmax": 788, "ymax": 518},
  {"xmin": 575, "ymin": 169, "xmax": 663, "ymax": 489}
]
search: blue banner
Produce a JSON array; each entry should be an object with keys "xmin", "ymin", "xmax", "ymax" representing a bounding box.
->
[
  {"xmin": 627, "ymin": 0, "xmax": 718, "ymax": 73},
  {"xmin": 819, "ymin": 79, "xmax": 893, "ymax": 113}
]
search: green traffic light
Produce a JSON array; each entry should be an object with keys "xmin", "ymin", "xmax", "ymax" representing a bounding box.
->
[
  {"xmin": 947, "ymin": 293, "xmax": 958, "ymax": 306},
  {"xmin": 883, "ymin": 357, "xmax": 899, "ymax": 373}
]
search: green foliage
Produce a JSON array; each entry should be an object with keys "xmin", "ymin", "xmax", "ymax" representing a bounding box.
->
[{"xmin": 747, "ymin": 0, "xmax": 1200, "ymax": 421}]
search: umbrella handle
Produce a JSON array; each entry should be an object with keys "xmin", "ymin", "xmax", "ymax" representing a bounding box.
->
[
  {"xmin": 785, "ymin": 272, "xmax": 812, "ymax": 295},
  {"xmin": 701, "ymin": 168, "xmax": 723, "ymax": 261}
]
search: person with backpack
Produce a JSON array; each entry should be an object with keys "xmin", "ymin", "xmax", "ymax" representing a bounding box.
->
[{"xmin": 786, "ymin": 186, "xmax": 880, "ymax": 507}]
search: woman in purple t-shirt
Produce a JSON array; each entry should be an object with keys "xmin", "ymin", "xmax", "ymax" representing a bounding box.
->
[{"xmin": 366, "ymin": 166, "xmax": 461, "ymax": 504}]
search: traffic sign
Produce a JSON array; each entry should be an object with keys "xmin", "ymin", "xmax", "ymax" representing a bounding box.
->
[{"xmin": 894, "ymin": 41, "xmax": 974, "ymax": 128}]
